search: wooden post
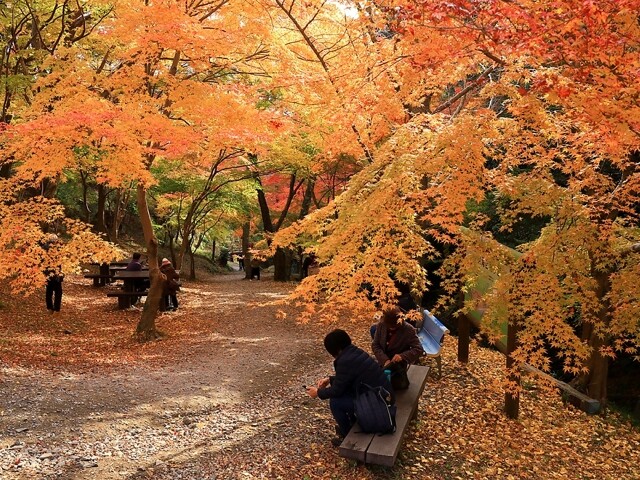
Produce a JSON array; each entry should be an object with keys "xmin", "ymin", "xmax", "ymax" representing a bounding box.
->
[
  {"xmin": 505, "ymin": 319, "xmax": 520, "ymax": 419},
  {"xmin": 457, "ymin": 313, "xmax": 470, "ymax": 363}
]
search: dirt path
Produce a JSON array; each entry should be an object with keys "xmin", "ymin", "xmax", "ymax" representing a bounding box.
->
[
  {"xmin": 0, "ymin": 271, "xmax": 334, "ymax": 479},
  {"xmin": 2, "ymin": 271, "xmax": 639, "ymax": 480}
]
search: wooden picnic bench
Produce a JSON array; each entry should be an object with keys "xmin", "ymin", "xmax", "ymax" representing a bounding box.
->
[
  {"xmin": 339, "ymin": 364, "xmax": 430, "ymax": 467},
  {"xmin": 417, "ymin": 310, "xmax": 449, "ymax": 379},
  {"xmin": 83, "ymin": 274, "xmax": 115, "ymax": 287},
  {"xmin": 106, "ymin": 290, "xmax": 149, "ymax": 309},
  {"xmin": 107, "ymin": 271, "xmax": 150, "ymax": 309}
]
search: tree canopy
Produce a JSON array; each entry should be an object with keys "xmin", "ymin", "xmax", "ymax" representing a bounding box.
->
[{"xmin": 0, "ymin": 0, "xmax": 638, "ymax": 401}]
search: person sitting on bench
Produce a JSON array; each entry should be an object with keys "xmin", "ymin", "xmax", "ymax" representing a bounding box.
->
[
  {"xmin": 371, "ymin": 307, "xmax": 424, "ymax": 390},
  {"xmin": 306, "ymin": 329, "xmax": 393, "ymax": 447},
  {"xmin": 125, "ymin": 252, "xmax": 143, "ymax": 271},
  {"xmin": 125, "ymin": 252, "xmax": 146, "ymax": 303}
]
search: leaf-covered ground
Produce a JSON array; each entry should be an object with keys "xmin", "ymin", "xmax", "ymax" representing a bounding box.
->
[{"xmin": 0, "ymin": 270, "xmax": 638, "ymax": 479}]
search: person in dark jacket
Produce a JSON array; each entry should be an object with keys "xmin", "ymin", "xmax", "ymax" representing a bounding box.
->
[
  {"xmin": 42, "ymin": 234, "xmax": 64, "ymax": 314},
  {"xmin": 160, "ymin": 258, "xmax": 180, "ymax": 310},
  {"xmin": 126, "ymin": 252, "xmax": 146, "ymax": 303},
  {"xmin": 125, "ymin": 252, "xmax": 143, "ymax": 271},
  {"xmin": 371, "ymin": 306, "xmax": 423, "ymax": 390},
  {"xmin": 372, "ymin": 306, "xmax": 424, "ymax": 368},
  {"xmin": 306, "ymin": 329, "xmax": 393, "ymax": 446}
]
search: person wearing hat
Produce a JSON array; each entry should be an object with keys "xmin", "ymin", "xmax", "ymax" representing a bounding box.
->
[
  {"xmin": 160, "ymin": 258, "xmax": 180, "ymax": 311},
  {"xmin": 371, "ymin": 306, "xmax": 424, "ymax": 390}
]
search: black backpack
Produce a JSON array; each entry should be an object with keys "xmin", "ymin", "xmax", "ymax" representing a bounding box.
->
[{"xmin": 354, "ymin": 383, "xmax": 396, "ymax": 434}]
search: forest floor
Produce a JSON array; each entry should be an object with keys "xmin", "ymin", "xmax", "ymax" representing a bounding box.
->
[{"xmin": 0, "ymin": 268, "xmax": 639, "ymax": 480}]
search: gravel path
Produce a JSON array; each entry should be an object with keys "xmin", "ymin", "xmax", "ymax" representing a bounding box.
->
[{"xmin": 0, "ymin": 272, "xmax": 334, "ymax": 479}]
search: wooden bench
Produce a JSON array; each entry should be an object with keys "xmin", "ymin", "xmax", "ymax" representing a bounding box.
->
[
  {"xmin": 417, "ymin": 310, "xmax": 449, "ymax": 378},
  {"xmin": 106, "ymin": 291, "xmax": 148, "ymax": 309},
  {"xmin": 83, "ymin": 274, "xmax": 114, "ymax": 287},
  {"xmin": 339, "ymin": 364, "xmax": 429, "ymax": 467}
]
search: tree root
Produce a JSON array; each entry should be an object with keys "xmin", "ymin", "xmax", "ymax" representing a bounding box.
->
[{"xmin": 134, "ymin": 328, "xmax": 166, "ymax": 343}]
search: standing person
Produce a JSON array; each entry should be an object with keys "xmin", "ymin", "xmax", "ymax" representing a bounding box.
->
[
  {"xmin": 301, "ymin": 254, "xmax": 314, "ymax": 279},
  {"xmin": 306, "ymin": 329, "xmax": 394, "ymax": 446},
  {"xmin": 371, "ymin": 306, "xmax": 424, "ymax": 390},
  {"xmin": 160, "ymin": 258, "xmax": 180, "ymax": 311},
  {"xmin": 237, "ymin": 254, "xmax": 244, "ymax": 271},
  {"xmin": 42, "ymin": 234, "xmax": 64, "ymax": 314},
  {"xmin": 249, "ymin": 256, "xmax": 260, "ymax": 280}
]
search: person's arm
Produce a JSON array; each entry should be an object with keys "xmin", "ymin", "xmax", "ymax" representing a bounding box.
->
[
  {"xmin": 398, "ymin": 324, "xmax": 424, "ymax": 364},
  {"xmin": 317, "ymin": 361, "xmax": 355, "ymax": 399},
  {"xmin": 372, "ymin": 323, "xmax": 390, "ymax": 366}
]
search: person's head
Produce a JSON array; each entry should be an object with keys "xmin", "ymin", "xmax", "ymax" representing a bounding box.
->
[
  {"xmin": 132, "ymin": 252, "xmax": 141, "ymax": 261},
  {"xmin": 382, "ymin": 306, "xmax": 403, "ymax": 329},
  {"xmin": 161, "ymin": 258, "xmax": 171, "ymax": 267},
  {"xmin": 323, "ymin": 329, "xmax": 352, "ymax": 358}
]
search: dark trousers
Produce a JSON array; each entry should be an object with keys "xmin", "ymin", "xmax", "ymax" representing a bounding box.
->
[
  {"xmin": 163, "ymin": 294, "xmax": 179, "ymax": 310},
  {"xmin": 330, "ymin": 396, "xmax": 356, "ymax": 437},
  {"xmin": 46, "ymin": 279, "xmax": 62, "ymax": 311},
  {"xmin": 250, "ymin": 267, "xmax": 260, "ymax": 280}
]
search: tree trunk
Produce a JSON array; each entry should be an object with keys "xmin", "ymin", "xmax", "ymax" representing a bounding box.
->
[
  {"xmin": 583, "ymin": 271, "xmax": 612, "ymax": 409},
  {"xmin": 41, "ymin": 177, "xmax": 57, "ymax": 198},
  {"xmin": 188, "ymin": 243, "xmax": 196, "ymax": 281},
  {"xmin": 586, "ymin": 333, "xmax": 608, "ymax": 410},
  {"xmin": 95, "ymin": 184, "xmax": 108, "ymax": 236},
  {"xmin": 273, "ymin": 247, "xmax": 292, "ymax": 281},
  {"xmin": 242, "ymin": 222, "xmax": 251, "ymax": 280},
  {"xmin": 299, "ymin": 178, "xmax": 315, "ymax": 220},
  {"xmin": 79, "ymin": 171, "xmax": 91, "ymax": 223},
  {"xmin": 257, "ymin": 188, "xmax": 274, "ymax": 233},
  {"xmin": 211, "ymin": 239, "xmax": 216, "ymax": 262},
  {"xmin": 135, "ymin": 184, "xmax": 164, "ymax": 341},
  {"xmin": 110, "ymin": 189, "xmax": 122, "ymax": 242}
]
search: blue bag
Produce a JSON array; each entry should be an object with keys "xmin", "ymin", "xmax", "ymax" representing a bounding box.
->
[{"xmin": 354, "ymin": 383, "xmax": 396, "ymax": 434}]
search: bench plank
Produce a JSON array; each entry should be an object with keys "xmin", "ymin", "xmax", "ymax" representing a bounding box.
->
[
  {"xmin": 106, "ymin": 291, "xmax": 148, "ymax": 297},
  {"xmin": 338, "ymin": 430, "xmax": 373, "ymax": 463},
  {"xmin": 84, "ymin": 274, "xmax": 115, "ymax": 287},
  {"xmin": 338, "ymin": 365, "xmax": 430, "ymax": 466},
  {"xmin": 418, "ymin": 310, "xmax": 449, "ymax": 378},
  {"xmin": 365, "ymin": 365, "xmax": 429, "ymax": 466}
]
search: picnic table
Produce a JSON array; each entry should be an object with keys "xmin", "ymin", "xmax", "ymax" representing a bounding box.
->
[
  {"xmin": 85, "ymin": 262, "xmax": 116, "ymax": 286},
  {"xmin": 107, "ymin": 270, "xmax": 150, "ymax": 309},
  {"xmin": 85, "ymin": 262, "xmax": 146, "ymax": 287}
]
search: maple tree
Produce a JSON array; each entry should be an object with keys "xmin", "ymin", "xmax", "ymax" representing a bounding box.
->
[
  {"xmin": 2, "ymin": 0, "xmax": 280, "ymax": 339},
  {"xmin": 0, "ymin": 0, "xmax": 119, "ymax": 291},
  {"xmin": 153, "ymin": 154, "xmax": 258, "ymax": 279},
  {"xmin": 1, "ymin": 0, "xmax": 637, "ymax": 416},
  {"xmin": 275, "ymin": 0, "xmax": 640, "ymax": 408}
]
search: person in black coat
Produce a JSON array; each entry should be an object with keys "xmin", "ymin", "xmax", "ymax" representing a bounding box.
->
[
  {"xmin": 306, "ymin": 329, "xmax": 393, "ymax": 445},
  {"xmin": 160, "ymin": 258, "xmax": 180, "ymax": 310},
  {"xmin": 42, "ymin": 234, "xmax": 64, "ymax": 314}
]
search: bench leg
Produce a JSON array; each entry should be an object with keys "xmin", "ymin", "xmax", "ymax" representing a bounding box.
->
[
  {"xmin": 118, "ymin": 296, "xmax": 131, "ymax": 309},
  {"xmin": 93, "ymin": 277, "xmax": 101, "ymax": 287},
  {"xmin": 426, "ymin": 356, "xmax": 443, "ymax": 380}
]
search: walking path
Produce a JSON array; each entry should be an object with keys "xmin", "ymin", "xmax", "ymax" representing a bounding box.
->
[
  {"xmin": 1, "ymin": 271, "xmax": 638, "ymax": 480},
  {"xmin": 0, "ymin": 271, "xmax": 333, "ymax": 479}
]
